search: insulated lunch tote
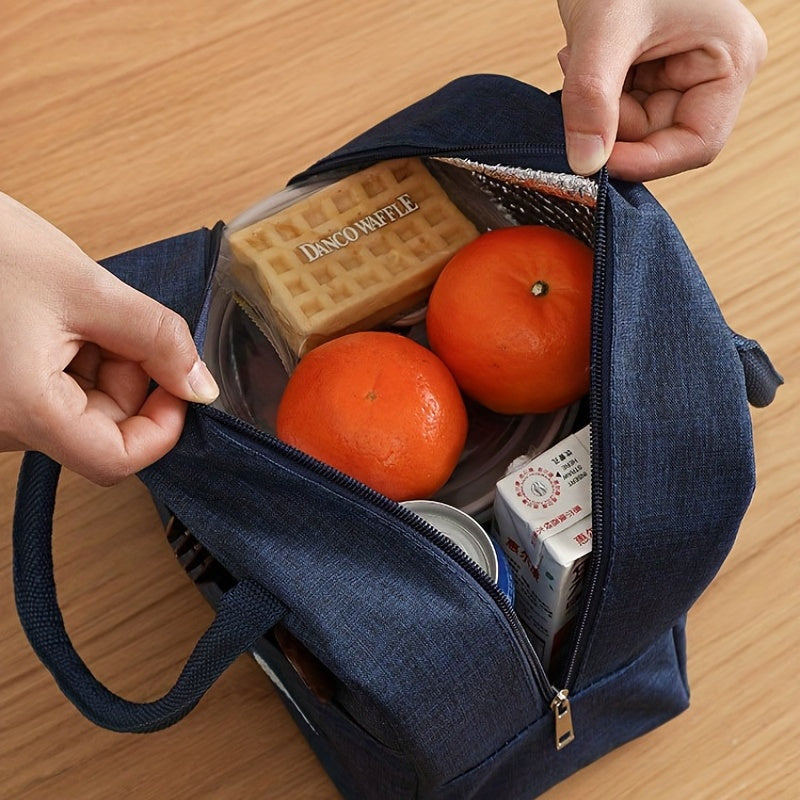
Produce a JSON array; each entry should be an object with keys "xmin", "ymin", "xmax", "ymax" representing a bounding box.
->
[{"xmin": 12, "ymin": 75, "xmax": 782, "ymax": 799}]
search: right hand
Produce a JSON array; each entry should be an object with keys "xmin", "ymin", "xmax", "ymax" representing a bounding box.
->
[{"xmin": 556, "ymin": 0, "xmax": 767, "ymax": 181}]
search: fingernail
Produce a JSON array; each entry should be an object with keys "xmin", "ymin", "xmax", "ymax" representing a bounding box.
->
[
  {"xmin": 188, "ymin": 360, "xmax": 220, "ymax": 404},
  {"xmin": 566, "ymin": 133, "xmax": 608, "ymax": 176}
]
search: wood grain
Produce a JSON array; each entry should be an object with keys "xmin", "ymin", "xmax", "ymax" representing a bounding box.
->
[{"xmin": 1, "ymin": 1, "xmax": 797, "ymax": 797}]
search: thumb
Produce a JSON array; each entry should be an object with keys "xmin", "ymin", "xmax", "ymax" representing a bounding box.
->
[
  {"xmin": 558, "ymin": 35, "xmax": 632, "ymax": 175},
  {"xmin": 70, "ymin": 271, "xmax": 219, "ymax": 404}
]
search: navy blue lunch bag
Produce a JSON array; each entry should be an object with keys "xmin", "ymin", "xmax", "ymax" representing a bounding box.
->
[{"xmin": 12, "ymin": 75, "xmax": 782, "ymax": 799}]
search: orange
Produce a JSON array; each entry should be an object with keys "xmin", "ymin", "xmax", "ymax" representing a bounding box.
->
[
  {"xmin": 426, "ymin": 225, "xmax": 594, "ymax": 415},
  {"xmin": 275, "ymin": 331, "xmax": 468, "ymax": 501}
]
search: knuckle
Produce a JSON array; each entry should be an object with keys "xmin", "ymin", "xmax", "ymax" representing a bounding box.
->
[
  {"xmin": 151, "ymin": 307, "xmax": 195, "ymax": 360},
  {"xmin": 700, "ymin": 145, "xmax": 721, "ymax": 167},
  {"xmin": 153, "ymin": 306, "xmax": 189, "ymax": 344},
  {"xmin": 562, "ymin": 72, "xmax": 613, "ymax": 111},
  {"xmin": 739, "ymin": 7, "xmax": 769, "ymax": 65},
  {"xmin": 95, "ymin": 465, "xmax": 132, "ymax": 487},
  {"xmin": 725, "ymin": 11, "xmax": 769, "ymax": 77},
  {"xmin": 750, "ymin": 25, "xmax": 769, "ymax": 68},
  {"xmin": 84, "ymin": 450, "xmax": 136, "ymax": 486}
]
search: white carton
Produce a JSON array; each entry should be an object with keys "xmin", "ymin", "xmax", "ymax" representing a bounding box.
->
[{"xmin": 493, "ymin": 426, "xmax": 593, "ymax": 673}]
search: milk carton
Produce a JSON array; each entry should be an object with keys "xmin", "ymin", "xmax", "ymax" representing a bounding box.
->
[{"xmin": 493, "ymin": 426, "xmax": 592, "ymax": 673}]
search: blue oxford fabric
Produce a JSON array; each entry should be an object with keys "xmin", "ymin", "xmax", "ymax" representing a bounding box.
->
[{"xmin": 12, "ymin": 75, "xmax": 781, "ymax": 799}]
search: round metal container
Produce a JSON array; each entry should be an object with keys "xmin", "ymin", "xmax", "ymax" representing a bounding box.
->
[{"xmin": 403, "ymin": 500, "xmax": 514, "ymax": 601}]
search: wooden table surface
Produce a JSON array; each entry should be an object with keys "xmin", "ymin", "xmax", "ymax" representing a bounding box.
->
[{"xmin": 1, "ymin": 2, "xmax": 797, "ymax": 798}]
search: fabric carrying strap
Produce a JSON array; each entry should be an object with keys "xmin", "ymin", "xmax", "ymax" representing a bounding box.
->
[{"xmin": 12, "ymin": 451, "xmax": 286, "ymax": 733}]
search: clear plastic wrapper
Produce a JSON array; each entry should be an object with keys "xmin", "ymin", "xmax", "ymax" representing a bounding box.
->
[{"xmin": 218, "ymin": 158, "xmax": 481, "ymax": 369}]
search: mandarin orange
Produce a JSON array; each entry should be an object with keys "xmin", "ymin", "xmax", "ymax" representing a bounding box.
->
[
  {"xmin": 276, "ymin": 331, "xmax": 468, "ymax": 501},
  {"xmin": 425, "ymin": 225, "xmax": 593, "ymax": 414}
]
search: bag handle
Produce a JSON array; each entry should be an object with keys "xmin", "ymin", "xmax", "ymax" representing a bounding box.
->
[{"xmin": 13, "ymin": 451, "xmax": 286, "ymax": 733}]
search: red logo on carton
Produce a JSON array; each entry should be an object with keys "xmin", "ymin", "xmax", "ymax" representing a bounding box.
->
[{"xmin": 514, "ymin": 466, "xmax": 561, "ymax": 510}]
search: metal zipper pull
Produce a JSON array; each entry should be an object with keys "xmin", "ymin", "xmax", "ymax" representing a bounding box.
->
[{"xmin": 550, "ymin": 689, "xmax": 575, "ymax": 750}]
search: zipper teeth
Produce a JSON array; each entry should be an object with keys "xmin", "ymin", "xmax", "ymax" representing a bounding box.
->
[
  {"xmin": 562, "ymin": 169, "xmax": 610, "ymax": 690},
  {"xmin": 201, "ymin": 402, "xmax": 556, "ymax": 700},
  {"xmin": 295, "ymin": 143, "xmax": 567, "ymax": 181}
]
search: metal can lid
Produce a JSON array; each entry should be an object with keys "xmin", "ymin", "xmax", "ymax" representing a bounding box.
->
[{"xmin": 403, "ymin": 500, "xmax": 499, "ymax": 583}]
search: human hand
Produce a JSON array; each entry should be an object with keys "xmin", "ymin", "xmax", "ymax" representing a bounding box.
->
[
  {"xmin": 0, "ymin": 193, "xmax": 219, "ymax": 485},
  {"xmin": 556, "ymin": 0, "xmax": 767, "ymax": 181}
]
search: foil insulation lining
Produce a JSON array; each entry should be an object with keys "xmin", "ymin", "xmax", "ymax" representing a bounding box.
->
[
  {"xmin": 426, "ymin": 157, "xmax": 597, "ymax": 249},
  {"xmin": 432, "ymin": 157, "xmax": 598, "ymax": 208}
]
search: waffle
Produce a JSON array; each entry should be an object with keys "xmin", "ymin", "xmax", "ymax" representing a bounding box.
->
[{"xmin": 228, "ymin": 158, "xmax": 479, "ymax": 357}]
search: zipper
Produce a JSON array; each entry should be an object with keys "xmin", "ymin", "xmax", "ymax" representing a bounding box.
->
[
  {"xmin": 201, "ymin": 403, "xmax": 571, "ymax": 739},
  {"xmin": 211, "ymin": 143, "xmax": 609, "ymax": 749},
  {"xmin": 293, "ymin": 142, "xmax": 571, "ymax": 185},
  {"xmin": 561, "ymin": 168, "xmax": 612, "ymax": 693}
]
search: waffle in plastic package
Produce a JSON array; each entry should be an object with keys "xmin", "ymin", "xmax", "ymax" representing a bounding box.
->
[{"xmin": 220, "ymin": 158, "xmax": 480, "ymax": 368}]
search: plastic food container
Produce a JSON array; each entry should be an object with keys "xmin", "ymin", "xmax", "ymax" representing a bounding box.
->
[{"xmin": 205, "ymin": 155, "xmax": 590, "ymax": 517}]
